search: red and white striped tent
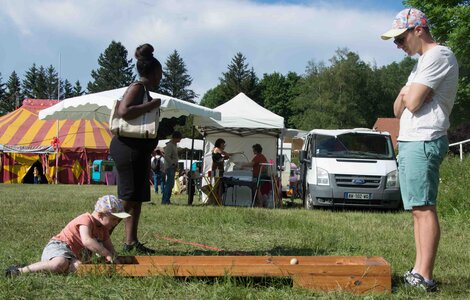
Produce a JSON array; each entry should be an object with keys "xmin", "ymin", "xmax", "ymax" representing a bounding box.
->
[{"xmin": 0, "ymin": 99, "xmax": 112, "ymax": 184}]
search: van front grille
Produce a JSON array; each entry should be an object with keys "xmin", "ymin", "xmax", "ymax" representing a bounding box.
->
[{"xmin": 335, "ymin": 174, "xmax": 381, "ymax": 188}]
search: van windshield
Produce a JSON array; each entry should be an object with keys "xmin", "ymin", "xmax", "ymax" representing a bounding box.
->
[{"xmin": 313, "ymin": 133, "xmax": 394, "ymax": 159}]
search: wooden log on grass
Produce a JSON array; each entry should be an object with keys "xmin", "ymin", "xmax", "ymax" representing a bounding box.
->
[{"xmin": 77, "ymin": 255, "xmax": 391, "ymax": 294}]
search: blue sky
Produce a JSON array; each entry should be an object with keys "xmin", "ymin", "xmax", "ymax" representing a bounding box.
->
[{"xmin": 0, "ymin": 0, "xmax": 407, "ymax": 101}]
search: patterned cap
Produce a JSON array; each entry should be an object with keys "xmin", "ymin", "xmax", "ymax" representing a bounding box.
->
[
  {"xmin": 94, "ymin": 195, "xmax": 131, "ymax": 219},
  {"xmin": 381, "ymin": 8, "xmax": 429, "ymax": 40}
]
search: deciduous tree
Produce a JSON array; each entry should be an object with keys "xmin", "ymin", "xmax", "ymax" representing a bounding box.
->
[
  {"xmin": 200, "ymin": 84, "xmax": 225, "ymax": 108},
  {"xmin": 259, "ymin": 71, "xmax": 301, "ymax": 127},
  {"xmin": 405, "ymin": 0, "xmax": 470, "ymax": 125},
  {"xmin": 291, "ymin": 49, "xmax": 384, "ymax": 130}
]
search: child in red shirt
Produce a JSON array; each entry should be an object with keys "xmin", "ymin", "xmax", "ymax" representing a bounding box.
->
[{"xmin": 5, "ymin": 195, "xmax": 130, "ymax": 276}]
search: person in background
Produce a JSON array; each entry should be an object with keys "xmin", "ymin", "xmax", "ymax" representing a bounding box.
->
[
  {"xmin": 211, "ymin": 139, "xmax": 244, "ymax": 177},
  {"xmin": 210, "ymin": 138, "xmax": 243, "ymax": 202},
  {"xmin": 33, "ymin": 166, "xmax": 41, "ymax": 184},
  {"xmin": 236, "ymin": 144, "xmax": 270, "ymax": 208},
  {"xmin": 5, "ymin": 195, "xmax": 130, "ymax": 277},
  {"xmin": 151, "ymin": 149, "xmax": 165, "ymax": 194},
  {"xmin": 109, "ymin": 43, "xmax": 162, "ymax": 254},
  {"xmin": 162, "ymin": 131, "xmax": 182, "ymax": 205},
  {"xmin": 381, "ymin": 8, "xmax": 459, "ymax": 292},
  {"xmin": 211, "ymin": 138, "xmax": 230, "ymax": 178}
]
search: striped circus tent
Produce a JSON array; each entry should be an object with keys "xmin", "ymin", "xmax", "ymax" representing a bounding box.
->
[{"xmin": 0, "ymin": 99, "xmax": 112, "ymax": 184}]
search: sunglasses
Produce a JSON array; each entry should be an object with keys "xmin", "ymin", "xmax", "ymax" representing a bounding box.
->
[{"xmin": 393, "ymin": 27, "xmax": 414, "ymax": 46}]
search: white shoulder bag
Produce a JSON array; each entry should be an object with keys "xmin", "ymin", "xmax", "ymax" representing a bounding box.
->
[{"xmin": 109, "ymin": 84, "xmax": 160, "ymax": 139}]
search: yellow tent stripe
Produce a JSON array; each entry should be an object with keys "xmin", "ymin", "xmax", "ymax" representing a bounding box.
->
[
  {"xmin": 61, "ymin": 120, "xmax": 79, "ymax": 148},
  {"xmin": 85, "ymin": 120, "xmax": 97, "ymax": 148},
  {"xmin": 17, "ymin": 119, "xmax": 45, "ymax": 146},
  {"xmin": 0, "ymin": 110, "xmax": 29, "ymax": 144}
]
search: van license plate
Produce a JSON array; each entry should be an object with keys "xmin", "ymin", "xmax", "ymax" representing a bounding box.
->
[{"xmin": 345, "ymin": 192, "xmax": 370, "ymax": 200}]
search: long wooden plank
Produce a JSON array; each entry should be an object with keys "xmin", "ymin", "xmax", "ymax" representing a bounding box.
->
[
  {"xmin": 131, "ymin": 255, "xmax": 388, "ymax": 266},
  {"xmin": 77, "ymin": 256, "xmax": 391, "ymax": 294}
]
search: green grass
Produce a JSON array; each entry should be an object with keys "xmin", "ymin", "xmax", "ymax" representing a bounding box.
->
[{"xmin": 1, "ymin": 155, "xmax": 470, "ymax": 299}]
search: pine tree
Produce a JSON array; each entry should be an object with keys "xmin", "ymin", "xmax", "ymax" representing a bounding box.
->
[
  {"xmin": 22, "ymin": 64, "xmax": 38, "ymax": 98},
  {"xmin": 73, "ymin": 80, "xmax": 84, "ymax": 97},
  {"xmin": 219, "ymin": 52, "xmax": 260, "ymax": 103},
  {"xmin": 45, "ymin": 65, "xmax": 59, "ymax": 99},
  {"xmin": 159, "ymin": 50, "xmax": 197, "ymax": 102},
  {"xmin": 87, "ymin": 41, "xmax": 135, "ymax": 93},
  {"xmin": 63, "ymin": 79, "xmax": 74, "ymax": 99},
  {"xmin": 0, "ymin": 72, "xmax": 6, "ymax": 115},
  {"xmin": 34, "ymin": 66, "xmax": 48, "ymax": 99},
  {"xmin": 1, "ymin": 71, "xmax": 22, "ymax": 114},
  {"xmin": 22, "ymin": 64, "xmax": 50, "ymax": 99}
]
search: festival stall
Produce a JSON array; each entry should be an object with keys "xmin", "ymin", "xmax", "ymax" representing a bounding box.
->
[{"xmin": 193, "ymin": 93, "xmax": 285, "ymax": 206}]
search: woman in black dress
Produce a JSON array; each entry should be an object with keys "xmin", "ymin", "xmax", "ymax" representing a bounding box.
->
[{"xmin": 109, "ymin": 43, "xmax": 162, "ymax": 254}]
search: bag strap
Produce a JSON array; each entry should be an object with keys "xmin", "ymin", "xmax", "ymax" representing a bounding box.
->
[{"xmin": 128, "ymin": 81, "xmax": 149, "ymax": 104}]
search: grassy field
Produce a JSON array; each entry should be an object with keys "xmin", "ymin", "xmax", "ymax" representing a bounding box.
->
[{"xmin": 1, "ymin": 155, "xmax": 470, "ymax": 299}]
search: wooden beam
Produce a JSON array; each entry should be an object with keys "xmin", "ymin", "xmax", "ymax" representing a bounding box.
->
[{"xmin": 77, "ymin": 255, "xmax": 391, "ymax": 294}]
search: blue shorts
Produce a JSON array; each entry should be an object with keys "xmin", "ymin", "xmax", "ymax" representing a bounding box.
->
[
  {"xmin": 41, "ymin": 240, "xmax": 76, "ymax": 262},
  {"xmin": 398, "ymin": 136, "xmax": 448, "ymax": 210}
]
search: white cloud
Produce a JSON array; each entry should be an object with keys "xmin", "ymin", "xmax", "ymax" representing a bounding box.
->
[{"xmin": 0, "ymin": 0, "xmax": 404, "ymax": 100}]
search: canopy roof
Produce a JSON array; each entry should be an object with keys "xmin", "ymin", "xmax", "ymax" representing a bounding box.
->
[
  {"xmin": 0, "ymin": 99, "xmax": 112, "ymax": 152},
  {"xmin": 38, "ymin": 87, "xmax": 221, "ymax": 122},
  {"xmin": 157, "ymin": 138, "xmax": 203, "ymax": 150},
  {"xmin": 194, "ymin": 93, "xmax": 284, "ymax": 136}
]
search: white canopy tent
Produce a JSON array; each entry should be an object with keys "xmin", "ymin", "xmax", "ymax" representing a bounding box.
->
[
  {"xmin": 193, "ymin": 92, "xmax": 284, "ymax": 136},
  {"xmin": 37, "ymin": 87, "xmax": 220, "ymax": 193},
  {"xmin": 193, "ymin": 93, "xmax": 285, "ymax": 206},
  {"xmin": 194, "ymin": 93, "xmax": 285, "ymax": 170},
  {"xmin": 38, "ymin": 87, "xmax": 221, "ymax": 122},
  {"xmin": 157, "ymin": 138, "xmax": 203, "ymax": 151}
]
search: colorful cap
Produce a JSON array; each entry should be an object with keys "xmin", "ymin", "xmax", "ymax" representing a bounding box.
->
[
  {"xmin": 381, "ymin": 8, "xmax": 429, "ymax": 40},
  {"xmin": 94, "ymin": 195, "xmax": 131, "ymax": 219}
]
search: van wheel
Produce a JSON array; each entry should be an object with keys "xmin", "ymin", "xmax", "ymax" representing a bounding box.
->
[{"xmin": 304, "ymin": 189, "xmax": 315, "ymax": 210}]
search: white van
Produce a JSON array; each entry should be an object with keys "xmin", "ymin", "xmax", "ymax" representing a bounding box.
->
[{"xmin": 299, "ymin": 129, "xmax": 401, "ymax": 209}]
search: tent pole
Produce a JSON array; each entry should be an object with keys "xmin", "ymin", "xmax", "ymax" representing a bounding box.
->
[
  {"xmin": 55, "ymin": 120, "xmax": 59, "ymax": 184},
  {"xmin": 188, "ymin": 126, "xmax": 195, "ymax": 205},
  {"xmin": 58, "ymin": 52, "xmax": 61, "ymax": 100},
  {"xmin": 279, "ymin": 130, "xmax": 284, "ymax": 178}
]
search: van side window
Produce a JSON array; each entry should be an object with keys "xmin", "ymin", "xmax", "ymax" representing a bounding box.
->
[{"xmin": 306, "ymin": 136, "xmax": 313, "ymax": 159}]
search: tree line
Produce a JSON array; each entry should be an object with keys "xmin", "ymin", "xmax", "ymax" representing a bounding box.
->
[
  {"xmin": 0, "ymin": 41, "xmax": 198, "ymax": 116},
  {"xmin": 200, "ymin": 49, "xmax": 418, "ymax": 130},
  {"xmin": 1, "ymin": 0, "xmax": 468, "ymax": 134}
]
